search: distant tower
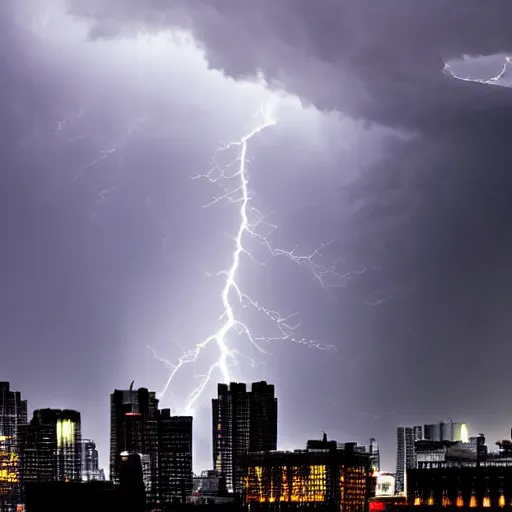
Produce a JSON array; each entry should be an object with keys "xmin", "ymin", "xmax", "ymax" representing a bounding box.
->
[
  {"xmin": 110, "ymin": 385, "xmax": 159, "ymax": 505},
  {"xmin": 395, "ymin": 425, "xmax": 422, "ymax": 495},
  {"xmin": 212, "ymin": 381, "xmax": 277, "ymax": 494},
  {"xmin": 369, "ymin": 438, "xmax": 380, "ymax": 472},
  {"xmin": 81, "ymin": 439, "xmax": 104, "ymax": 481}
]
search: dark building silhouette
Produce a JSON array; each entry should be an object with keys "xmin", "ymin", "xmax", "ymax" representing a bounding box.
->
[
  {"xmin": 25, "ymin": 466, "xmax": 145, "ymax": 512},
  {"xmin": 212, "ymin": 381, "xmax": 277, "ymax": 495},
  {"xmin": 158, "ymin": 409, "xmax": 193, "ymax": 503},
  {"xmin": 241, "ymin": 436, "xmax": 371, "ymax": 511},
  {"xmin": 81, "ymin": 439, "xmax": 104, "ymax": 481},
  {"xmin": 19, "ymin": 408, "xmax": 81, "ymax": 492},
  {"xmin": 110, "ymin": 383, "xmax": 159, "ymax": 505},
  {"xmin": 119, "ymin": 451, "xmax": 146, "ymax": 512},
  {"xmin": 25, "ymin": 481, "xmax": 116, "ymax": 512},
  {"xmin": 0, "ymin": 382, "xmax": 27, "ymax": 510}
]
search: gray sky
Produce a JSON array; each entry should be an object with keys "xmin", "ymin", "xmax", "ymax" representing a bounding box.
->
[{"xmin": 3, "ymin": 0, "xmax": 512, "ymax": 474}]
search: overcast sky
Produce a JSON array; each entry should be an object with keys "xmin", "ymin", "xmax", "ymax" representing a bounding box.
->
[{"xmin": 3, "ymin": 0, "xmax": 512, "ymax": 474}]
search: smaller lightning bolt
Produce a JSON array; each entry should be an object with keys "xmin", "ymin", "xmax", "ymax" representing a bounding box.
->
[
  {"xmin": 444, "ymin": 56, "xmax": 511, "ymax": 86},
  {"xmin": 70, "ymin": 113, "xmax": 148, "ymax": 182}
]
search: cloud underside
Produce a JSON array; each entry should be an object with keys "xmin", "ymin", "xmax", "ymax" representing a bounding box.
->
[{"xmin": 68, "ymin": 0, "xmax": 512, "ymax": 131}]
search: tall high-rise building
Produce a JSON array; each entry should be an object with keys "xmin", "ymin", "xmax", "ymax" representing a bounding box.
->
[
  {"xmin": 158, "ymin": 409, "xmax": 192, "ymax": 503},
  {"xmin": 110, "ymin": 384, "xmax": 159, "ymax": 505},
  {"xmin": 19, "ymin": 409, "xmax": 82, "ymax": 488},
  {"xmin": 81, "ymin": 439, "xmax": 104, "ymax": 481},
  {"xmin": 0, "ymin": 382, "xmax": 27, "ymax": 508},
  {"xmin": 212, "ymin": 381, "xmax": 277, "ymax": 495},
  {"xmin": 395, "ymin": 425, "xmax": 422, "ymax": 495}
]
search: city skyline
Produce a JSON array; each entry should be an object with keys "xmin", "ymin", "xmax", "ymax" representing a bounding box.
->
[
  {"xmin": 4, "ymin": 376, "xmax": 512, "ymax": 478},
  {"xmin": 6, "ymin": 375, "xmax": 512, "ymax": 509}
]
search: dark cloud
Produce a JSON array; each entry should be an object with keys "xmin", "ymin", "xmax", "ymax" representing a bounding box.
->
[{"xmin": 69, "ymin": 1, "xmax": 512, "ymax": 129}]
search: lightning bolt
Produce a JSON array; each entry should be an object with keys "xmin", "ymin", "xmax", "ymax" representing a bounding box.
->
[
  {"xmin": 150, "ymin": 102, "xmax": 359, "ymax": 414},
  {"xmin": 444, "ymin": 56, "xmax": 511, "ymax": 86}
]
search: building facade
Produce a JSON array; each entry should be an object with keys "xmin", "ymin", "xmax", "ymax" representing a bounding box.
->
[
  {"xmin": 158, "ymin": 409, "xmax": 193, "ymax": 503},
  {"xmin": 110, "ymin": 384, "xmax": 159, "ymax": 505},
  {"xmin": 354, "ymin": 438, "xmax": 380, "ymax": 473},
  {"xmin": 423, "ymin": 420, "xmax": 469, "ymax": 443},
  {"xmin": 0, "ymin": 382, "xmax": 27, "ymax": 509},
  {"xmin": 408, "ymin": 465, "xmax": 512, "ymax": 508},
  {"xmin": 212, "ymin": 381, "xmax": 277, "ymax": 495},
  {"xmin": 81, "ymin": 439, "xmax": 104, "ymax": 481},
  {"xmin": 19, "ymin": 409, "xmax": 82, "ymax": 488},
  {"xmin": 241, "ymin": 437, "xmax": 371, "ymax": 511},
  {"xmin": 395, "ymin": 426, "xmax": 422, "ymax": 495}
]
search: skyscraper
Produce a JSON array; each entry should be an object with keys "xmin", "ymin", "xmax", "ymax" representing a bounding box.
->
[
  {"xmin": 0, "ymin": 382, "xmax": 27, "ymax": 508},
  {"xmin": 81, "ymin": 439, "xmax": 104, "ymax": 481},
  {"xmin": 19, "ymin": 409, "xmax": 82, "ymax": 487},
  {"xmin": 369, "ymin": 438, "xmax": 380, "ymax": 472},
  {"xmin": 395, "ymin": 425, "xmax": 422, "ymax": 495},
  {"xmin": 212, "ymin": 381, "xmax": 277, "ymax": 495},
  {"xmin": 110, "ymin": 384, "xmax": 159, "ymax": 505},
  {"xmin": 158, "ymin": 409, "xmax": 192, "ymax": 503}
]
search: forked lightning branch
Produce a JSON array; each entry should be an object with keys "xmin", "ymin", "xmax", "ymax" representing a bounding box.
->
[{"xmin": 149, "ymin": 105, "xmax": 347, "ymax": 414}]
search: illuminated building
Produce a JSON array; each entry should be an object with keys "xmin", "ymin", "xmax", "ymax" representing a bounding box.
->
[
  {"xmin": 212, "ymin": 381, "xmax": 277, "ymax": 495},
  {"xmin": 395, "ymin": 426, "xmax": 422, "ymax": 495},
  {"xmin": 241, "ymin": 435, "xmax": 371, "ymax": 511},
  {"xmin": 374, "ymin": 473, "xmax": 395, "ymax": 497},
  {"xmin": 19, "ymin": 409, "xmax": 81, "ymax": 489},
  {"xmin": 0, "ymin": 382, "xmax": 27, "ymax": 510},
  {"xmin": 192, "ymin": 470, "xmax": 228, "ymax": 497},
  {"xmin": 110, "ymin": 383, "xmax": 159, "ymax": 506},
  {"xmin": 423, "ymin": 420, "xmax": 469, "ymax": 443},
  {"xmin": 407, "ymin": 431, "xmax": 512, "ymax": 508},
  {"xmin": 158, "ymin": 409, "xmax": 193, "ymax": 503},
  {"xmin": 81, "ymin": 439, "xmax": 104, "ymax": 482}
]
